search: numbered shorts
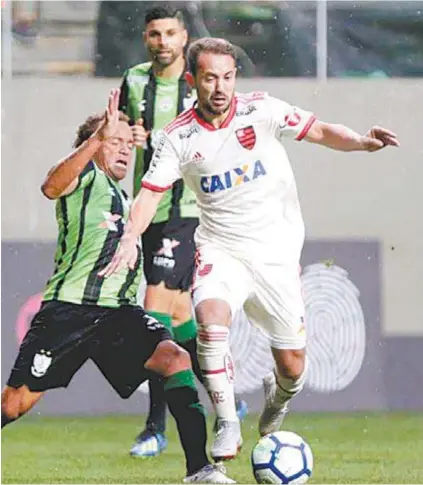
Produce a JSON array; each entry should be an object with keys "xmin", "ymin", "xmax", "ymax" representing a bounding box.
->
[
  {"xmin": 7, "ymin": 300, "xmax": 171, "ymax": 398},
  {"xmin": 142, "ymin": 217, "xmax": 199, "ymax": 291},
  {"xmin": 192, "ymin": 246, "xmax": 306, "ymax": 350}
]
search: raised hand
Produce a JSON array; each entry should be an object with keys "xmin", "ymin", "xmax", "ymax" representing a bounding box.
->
[
  {"xmin": 361, "ymin": 126, "xmax": 400, "ymax": 152},
  {"xmin": 94, "ymin": 88, "xmax": 121, "ymax": 142}
]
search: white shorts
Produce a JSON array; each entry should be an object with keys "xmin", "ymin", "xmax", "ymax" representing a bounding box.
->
[{"xmin": 192, "ymin": 245, "xmax": 306, "ymax": 350}]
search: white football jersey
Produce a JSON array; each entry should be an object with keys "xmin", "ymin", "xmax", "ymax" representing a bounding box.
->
[{"xmin": 142, "ymin": 92, "xmax": 316, "ymax": 263}]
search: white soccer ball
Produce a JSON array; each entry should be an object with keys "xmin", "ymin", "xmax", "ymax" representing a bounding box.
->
[{"xmin": 251, "ymin": 431, "xmax": 313, "ymax": 484}]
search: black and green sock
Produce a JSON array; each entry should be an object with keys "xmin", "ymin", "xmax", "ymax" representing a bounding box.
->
[
  {"xmin": 164, "ymin": 370, "xmax": 209, "ymax": 475},
  {"xmin": 145, "ymin": 311, "xmax": 173, "ymax": 434},
  {"xmin": 173, "ymin": 319, "xmax": 204, "ymax": 384}
]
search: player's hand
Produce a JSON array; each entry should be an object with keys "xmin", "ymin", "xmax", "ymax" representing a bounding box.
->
[
  {"xmin": 94, "ymin": 88, "xmax": 120, "ymax": 142},
  {"xmin": 132, "ymin": 119, "xmax": 150, "ymax": 147},
  {"xmin": 361, "ymin": 126, "xmax": 400, "ymax": 152},
  {"xmin": 99, "ymin": 235, "xmax": 138, "ymax": 278}
]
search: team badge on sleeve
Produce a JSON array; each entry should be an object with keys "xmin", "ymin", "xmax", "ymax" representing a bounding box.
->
[
  {"xmin": 285, "ymin": 111, "xmax": 301, "ymax": 127},
  {"xmin": 236, "ymin": 126, "xmax": 256, "ymax": 150}
]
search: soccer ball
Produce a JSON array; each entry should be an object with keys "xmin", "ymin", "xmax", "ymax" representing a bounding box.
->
[{"xmin": 251, "ymin": 431, "xmax": 313, "ymax": 484}]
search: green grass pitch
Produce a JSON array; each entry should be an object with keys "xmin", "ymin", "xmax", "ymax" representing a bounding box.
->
[{"xmin": 2, "ymin": 413, "xmax": 423, "ymax": 483}]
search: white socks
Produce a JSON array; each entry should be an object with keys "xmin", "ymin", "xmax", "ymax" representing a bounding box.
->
[
  {"xmin": 197, "ymin": 324, "xmax": 238, "ymax": 422},
  {"xmin": 274, "ymin": 357, "xmax": 308, "ymax": 407}
]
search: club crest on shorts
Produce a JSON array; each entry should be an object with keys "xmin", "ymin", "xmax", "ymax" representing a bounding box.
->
[
  {"xmin": 236, "ymin": 125, "xmax": 256, "ymax": 150},
  {"xmin": 31, "ymin": 349, "xmax": 52, "ymax": 378},
  {"xmin": 198, "ymin": 263, "xmax": 213, "ymax": 277}
]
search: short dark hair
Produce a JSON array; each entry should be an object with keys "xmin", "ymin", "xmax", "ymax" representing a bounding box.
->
[
  {"xmin": 145, "ymin": 4, "xmax": 184, "ymax": 27},
  {"xmin": 73, "ymin": 112, "xmax": 130, "ymax": 148},
  {"xmin": 187, "ymin": 37, "xmax": 238, "ymax": 76}
]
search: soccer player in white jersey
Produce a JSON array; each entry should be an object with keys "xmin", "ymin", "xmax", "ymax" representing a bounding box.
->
[{"xmin": 101, "ymin": 38, "xmax": 399, "ymax": 462}]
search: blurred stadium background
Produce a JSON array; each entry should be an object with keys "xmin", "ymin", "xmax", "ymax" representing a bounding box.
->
[{"xmin": 2, "ymin": 1, "xmax": 423, "ymax": 483}]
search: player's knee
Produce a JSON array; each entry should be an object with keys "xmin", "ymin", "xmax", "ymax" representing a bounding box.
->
[
  {"xmin": 275, "ymin": 349, "xmax": 306, "ymax": 380},
  {"xmin": 195, "ymin": 300, "xmax": 231, "ymax": 326},
  {"xmin": 145, "ymin": 340, "xmax": 191, "ymax": 376}
]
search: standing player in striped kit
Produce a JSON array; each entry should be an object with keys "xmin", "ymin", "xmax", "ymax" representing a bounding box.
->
[{"xmin": 119, "ymin": 5, "xmax": 247, "ymax": 458}]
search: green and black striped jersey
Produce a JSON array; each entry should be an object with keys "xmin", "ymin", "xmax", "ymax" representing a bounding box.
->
[
  {"xmin": 43, "ymin": 162, "xmax": 142, "ymax": 308},
  {"xmin": 119, "ymin": 61, "xmax": 199, "ymax": 223}
]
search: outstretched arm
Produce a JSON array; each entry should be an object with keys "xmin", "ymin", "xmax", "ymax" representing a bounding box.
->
[
  {"xmin": 99, "ymin": 130, "xmax": 182, "ymax": 278},
  {"xmin": 41, "ymin": 89, "xmax": 121, "ymax": 199},
  {"xmin": 126, "ymin": 187, "xmax": 164, "ymax": 237},
  {"xmin": 304, "ymin": 120, "xmax": 399, "ymax": 152},
  {"xmin": 99, "ymin": 187, "xmax": 164, "ymax": 278}
]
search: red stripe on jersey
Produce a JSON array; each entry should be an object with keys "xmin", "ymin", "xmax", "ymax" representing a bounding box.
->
[
  {"xmin": 141, "ymin": 181, "xmax": 171, "ymax": 192},
  {"xmin": 296, "ymin": 115, "xmax": 317, "ymax": 141},
  {"xmin": 167, "ymin": 108, "xmax": 193, "ymax": 127},
  {"xmin": 237, "ymin": 91, "xmax": 266, "ymax": 104},
  {"xmin": 193, "ymin": 97, "xmax": 237, "ymax": 131},
  {"xmin": 165, "ymin": 110, "xmax": 194, "ymax": 134}
]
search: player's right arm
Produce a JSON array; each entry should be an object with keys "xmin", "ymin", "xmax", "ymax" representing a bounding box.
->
[
  {"xmin": 99, "ymin": 131, "xmax": 183, "ymax": 277},
  {"xmin": 41, "ymin": 89, "xmax": 120, "ymax": 200},
  {"xmin": 41, "ymin": 134, "xmax": 103, "ymax": 200}
]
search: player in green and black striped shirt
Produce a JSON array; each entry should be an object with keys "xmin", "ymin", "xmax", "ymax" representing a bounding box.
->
[
  {"xmin": 1, "ymin": 89, "xmax": 234, "ymax": 484},
  {"xmin": 119, "ymin": 5, "xmax": 247, "ymax": 458}
]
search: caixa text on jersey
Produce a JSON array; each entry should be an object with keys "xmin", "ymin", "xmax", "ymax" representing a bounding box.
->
[{"xmin": 200, "ymin": 160, "xmax": 266, "ymax": 194}]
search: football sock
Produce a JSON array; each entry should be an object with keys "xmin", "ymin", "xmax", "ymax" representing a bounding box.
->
[
  {"xmin": 145, "ymin": 375, "xmax": 166, "ymax": 434},
  {"xmin": 174, "ymin": 319, "xmax": 204, "ymax": 384},
  {"xmin": 148, "ymin": 311, "xmax": 173, "ymax": 336},
  {"xmin": 164, "ymin": 370, "xmax": 209, "ymax": 475},
  {"xmin": 144, "ymin": 311, "xmax": 173, "ymax": 434},
  {"xmin": 197, "ymin": 324, "xmax": 238, "ymax": 422},
  {"xmin": 274, "ymin": 357, "xmax": 308, "ymax": 407}
]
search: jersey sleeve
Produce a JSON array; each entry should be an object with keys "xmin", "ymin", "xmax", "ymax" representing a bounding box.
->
[
  {"xmin": 61, "ymin": 161, "xmax": 96, "ymax": 198},
  {"xmin": 141, "ymin": 132, "xmax": 182, "ymax": 192},
  {"xmin": 266, "ymin": 95, "xmax": 316, "ymax": 141}
]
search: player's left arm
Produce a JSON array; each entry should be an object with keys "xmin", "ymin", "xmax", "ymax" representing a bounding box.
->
[
  {"xmin": 269, "ymin": 95, "xmax": 399, "ymax": 152},
  {"xmin": 304, "ymin": 120, "xmax": 400, "ymax": 152}
]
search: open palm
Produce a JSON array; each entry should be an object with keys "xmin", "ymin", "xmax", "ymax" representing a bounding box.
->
[{"xmin": 96, "ymin": 88, "xmax": 120, "ymax": 141}]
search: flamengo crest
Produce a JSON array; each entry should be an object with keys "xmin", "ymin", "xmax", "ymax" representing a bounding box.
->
[{"xmin": 236, "ymin": 126, "xmax": 256, "ymax": 150}]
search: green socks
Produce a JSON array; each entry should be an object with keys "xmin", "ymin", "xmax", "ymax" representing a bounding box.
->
[{"xmin": 164, "ymin": 370, "xmax": 209, "ymax": 475}]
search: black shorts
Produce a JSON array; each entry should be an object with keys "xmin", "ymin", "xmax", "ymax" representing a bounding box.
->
[
  {"xmin": 7, "ymin": 301, "xmax": 171, "ymax": 398},
  {"xmin": 142, "ymin": 217, "xmax": 198, "ymax": 292}
]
